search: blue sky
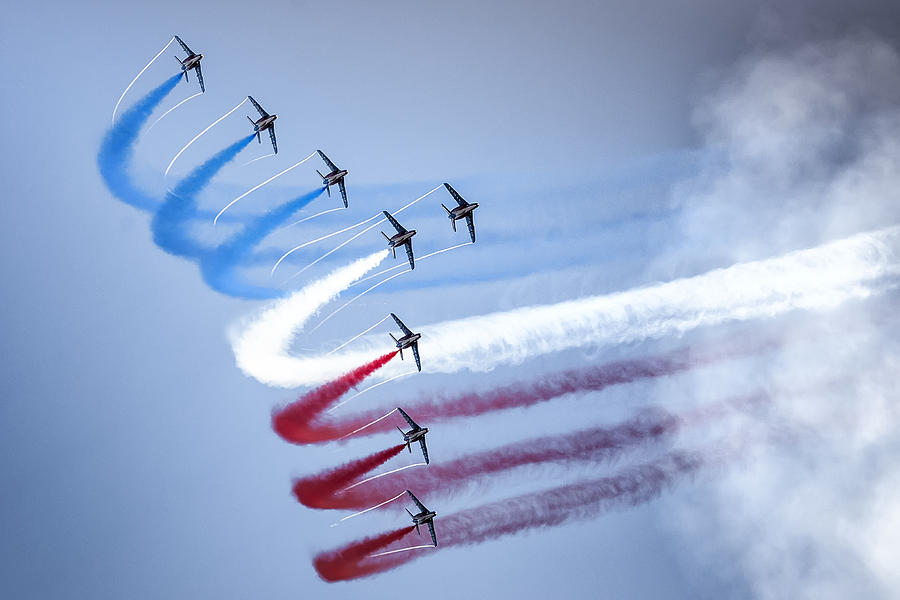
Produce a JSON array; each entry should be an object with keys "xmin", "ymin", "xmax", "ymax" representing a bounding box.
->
[{"xmin": 3, "ymin": 2, "xmax": 900, "ymax": 598}]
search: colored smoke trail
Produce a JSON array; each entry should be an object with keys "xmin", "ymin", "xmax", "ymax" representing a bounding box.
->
[
  {"xmin": 233, "ymin": 225, "xmax": 900, "ymax": 388},
  {"xmin": 294, "ymin": 408, "xmax": 684, "ymax": 511},
  {"xmin": 214, "ymin": 151, "xmax": 318, "ymax": 225},
  {"xmin": 165, "ymin": 97, "xmax": 248, "ymax": 177},
  {"xmin": 292, "ymin": 444, "xmax": 406, "ymax": 509},
  {"xmin": 152, "ymin": 135, "xmax": 256, "ymax": 259},
  {"xmin": 271, "ymin": 351, "xmax": 398, "ymax": 445},
  {"xmin": 98, "ymin": 73, "xmax": 183, "ymax": 211},
  {"xmin": 314, "ymin": 527, "xmax": 414, "ymax": 583},
  {"xmin": 231, "ymin": 250, "xmax": 388, "ymax": 384},
  {"xmin": 314, "ymin": 452, "xmax": 703, "ymax": 581},
  {"xmin": 111, "ymin": 36, "xmax": 175, "ymax": 124},
  {"xmin": 272, "ymin": 332, "xmax": 775, "ymax": 445},
  {"xmin": 201, "ymin": 187, "xmax": 325, "ymax": 298}
]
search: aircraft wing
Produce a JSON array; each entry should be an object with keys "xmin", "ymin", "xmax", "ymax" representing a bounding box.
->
[
  {"xmin": 465, "ymin": 214, "xmax": 476, "ymax": 243},
  {"xmin": 444, "ymin": 182, "xmax": 468, "ymax": 207},
  {"xmin": 174, "ymin": 35, "xmax": 193, "ymax": 56},
  {"xmin": 338, "ymin": 179, "xmax": 348, "ymax": 208},
  {"xmin": 382, "ymin": 211, "xmax": 407, "ymax": 234},
  {"xmin": 248, "ymin": 95, "xmax": 269, "ymax": 118},
  {"xmin": 195, "ymin": 63, "xmax": 205, "ymax": 93},
  {"xmin": 390, "ymin": 313, "xmax": 413, "ymax": 337},
  {"xmin": 405, "ymin": 240, "xmax": 415, "ymax": 271},
  {"xmin": 418, "ymin": 438, "xmax": 429, "ymax": 464},
  {"xmin": 427, "ymin": 521, "xmax": 437, "ymax": 547},
  {"xmin": 411, "ymin": 341, "xmax": 421, "ymax": 372},
  {"xmin": 396, "ymin": 407, "xmax": 420, "ymax": 431},
  {"xmin": 268, "ymin": 126, "xmax": 278, "ymax": 154},
  {"xmin": 406, "ymin": 490, "xmax": 428, "ymax": 513},
  {"xmin": 318, "ymin": 150, "xmax": 338, "ymax": 172}
]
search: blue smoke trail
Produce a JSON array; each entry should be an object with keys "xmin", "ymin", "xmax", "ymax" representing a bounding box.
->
[
  {"xmin": 97, "ymin": 73, "xmax": 182, "ymax": 211},
  {"xmin": 152, "ymin": 135, "xmax": 256, "ymax": 258},
  {"xmin": 202, "ymin": 187, "xmax": 326, "ymax": 298}
]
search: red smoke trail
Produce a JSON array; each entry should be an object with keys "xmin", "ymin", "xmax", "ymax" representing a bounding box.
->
[
  {"xmin": 272, "ymin": 351, "xmax": 397, "ymax": 444},
  {"xmin": 314, "ymin": 452, "xmax": 703, "ymax": 581},
  {"xmin": 293, "ymin": 444, "xmax": 406, "ymax": 509},
  {"xmin": 279, "ymin": 334, "xmax": 780, "ymax": 444},
  {"xmin": 300, "ymin": 408, "xmax": 685, "ymax": 511},
  {"xmin": 313, "ymin": 526, "xmax": 415, "ymax": 582}
]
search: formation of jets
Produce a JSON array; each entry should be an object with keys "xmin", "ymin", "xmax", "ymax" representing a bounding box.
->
[{"xmin": 169, "ymin": 35, "xmax": 492, "ymax": 551}]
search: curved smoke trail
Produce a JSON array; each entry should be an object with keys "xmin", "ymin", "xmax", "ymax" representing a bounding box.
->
[
  {"xmin": 313, "ymin": 451, "xmax": 703, "ymax": 581},
  {"xmin": 234, "ymin": 225, "xmax": 900, "ymax": 388}
]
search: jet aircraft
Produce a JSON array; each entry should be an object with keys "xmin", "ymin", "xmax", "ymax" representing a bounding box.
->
[
  {"xmin": 389, "ymin": 312, "xmax": 421, "ymax": 372},
  {"xmin": 396, "ymin": 407, "xmax": 429, "ymax": 464},
  {"xmin": 405, "ymin": 490, "xmax": 438, "ymax": 547},
  {"xmin": 174, "ymin": 35, "xmax": 205, "ymax": 93},
  {"xmin": 381, "ymin": 211, "xmax": 417, "ymax": 270},
  {"xmin": 316, "ymin": 150, "xmax": 349, "ymax": 207},
  {"xmin": 441, "ymin": 183, "xmax": 479, "ymax": 243},
  {"xmin": 246, "ymin": 96, "xmax": 278, "ymax": 154}
]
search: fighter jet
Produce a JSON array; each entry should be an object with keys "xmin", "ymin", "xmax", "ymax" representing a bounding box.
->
[
  {"xmin": 174, "ymin": 35, "xmax": 205, "ymax": 93},
  {"xmin": 396, "ymin": 407, "xmax": 429, "ymax": 464},
  {"xmin": 389, "ymin": 312, "xmax": 421, "ymax": 372},
  {"xmin": 405, "ymin": 490, "xmax": 437, "ymax": 547},
  {"xmin": 381, "ymin": 211, "xmax": 417, "ymax": 270},
  {"xmin": 441, "ymin": 183, "xmax": 479, "ymax": 243},
  {"xmin": 316, "ymin": 150, "xmax": 349, "ymax": 208},
  {"xmin": 246, "ymin": 96, "xmax": 278, "ymax": 154}
]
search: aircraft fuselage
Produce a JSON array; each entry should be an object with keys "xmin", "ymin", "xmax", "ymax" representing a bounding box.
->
[
  {"xmin": 182, "ymin": 54, "xmax": 203, "ymax": 70},
  {"xmin": 403, "ymin": 427, "xmax": 428, "ymax": 445},
  {"xmin": 323, "ymin": 169, "xmax": 348, "ymax": 186},
  {"xmin": 412, "ymin": 511, "xmax": 436, "ymax": 526},
  {"xmin": 387, "ymin": 230, "xmax": 416, "ymax": 248},
  {"xmin": 450, "ymin": 202, "xmax": 478, "ymax": 220},
  {"xmin": 396, "ymin": 332, "xmax": 421, "ymax": 351},
  {"xmin": 254, "ymin": 115, "xmax": 277, "ymax": 131}
]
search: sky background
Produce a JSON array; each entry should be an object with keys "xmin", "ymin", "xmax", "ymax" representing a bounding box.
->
[{"xmin": 3, "ymin": 1, "xmax": 900, "ymax": 598}]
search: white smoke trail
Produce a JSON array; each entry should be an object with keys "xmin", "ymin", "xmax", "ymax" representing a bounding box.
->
[
  {"xmin": 271, "ymin": 215, "xmax": 379, "ymax": 276},
  {"xmin": 310, "ymin": 270, "xmax": 411, "ymax": 333},
  {"xmin": 164, "ymin": 97, "xmax": 248, "ymax": 177},
  {"xmin": 231, "ymin": 226, "xmax": 900, "ymax": 388},
  {"xmin": 290, "ymin": 206, "xmax": 346, "ymax": 227},
  {"xmin": 329, "ymin": 491, "xmax": 406, "ymax": 527},
  {"xmin": 328, "ymin": 371, "xmax": 417, "ymax": 413},
  {"xmin": 112, "ymin": 36, "xmax": 175, "ymax": 124},
  {"xmin": 279, "ymin": 185, "xmax": 443, "ymax": 283},
  {"xmin": 213, "ymin": 151, "xmax": 317, "ymax": 224},
  {"xmin": 146, "ymin": 91, "xmax": 203, "ymax": 132},
  {"xmin": 368, "ymin": 545, "xmax": 436, "ymax": 558},
  {"xmin": 343, "ymin": 463, "xmax": 428, "ymax": 491},
  {"xmin": 327, "ymin": 315, "xmax": 391, "ymax": 356},
  {"xmin": 354, "ymin": 241, "xmax": 473, "ymax": 286},
  {"xmin": 241, "ymin": 153, "xmax": 276, "ymax": 167}
]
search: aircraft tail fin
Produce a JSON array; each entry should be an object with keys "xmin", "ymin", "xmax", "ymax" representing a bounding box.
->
[
  {"xmin": 247, "ymin": 116, "xmax": 255, "ymax": 126},
  {"xmin": 389, "ymin": 332, "xmax": 398, "ymax": 344},
  {"xmin": 325, "ymin": 184, "xmax": 331, "ymax": 197},
  {"xmin": 441, "ymin": 203, "xmax": 451, "ymax": 215},
  {"xmin": 256, "ymin": 131, "xmax": 261, "ymax": 144},
  {"xmin": 381, "ymin": 231, "xmax": 391, "ymax": 243},
  {"xmin": 316, "ymin": 169, "xmax": 325, "ymax": 179}
]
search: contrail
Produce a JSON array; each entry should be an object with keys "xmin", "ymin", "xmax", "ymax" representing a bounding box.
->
[
  {"xmin": 337, "ymin": 408, "xmax": 397, "ymax": 440},
  {"xmin": 98, "ymin": 73, "xmax": 183, "ymax": 212},
  {"xmin": 112, "ymin": 36, "xmax": 175, "ymax": 124},
  {"xmin": 290, "ymin": 207, "xmax": 346, "ymax": 227},
  {"xmin": 313, "ymin": 452, "xmax": 703, "ymax": 581},
  {"xmin": 367, "ymin": 545, "xmax": 435, "ymax": 558},
  {"xmin": 165, "ymin": 97, "xmax": 248, "ymax": 177},
  {"xmin": 280, "ymin": 184, "xmax": 443, "ymax": 283},
  {"xmin": 214, "ymin": 151, "xmax": 318, "ymax": 225},
  {"xmin": 233, "ymin": 225, "xmax": 900, "ymax": 388},
  {"xmin": 271, "ymin": 215, "xmax": 380, "ymax": 276},
  {"xmin": 353, "ymin": 242, "xmax": 473, "ymax": 286},
  {"xmin": 310, "ymin": 269, "xmax": 411, "ymax": 333},
  {"xmin": 152, "ymin": 135, "xmax": 256, "ymax": 259},
  {"xmin": 327, "ymin": 371, "xmax": 417, "ymax": 414},
  {"xmin": 146, "ymin": 91, "xmax": 203, "ymax": 132},
  {"xmin": 330, "ymin": 491, "xmax": 406, "ymax": 527},
  {"xmin": 343, "ymin": 463, "xmax": 427, "ymax": 492},
  {"xmin": 327, "ymin": 315, "xmax": 391, "ymax": 356},
  {"xmin": 242, "ymin": 153, "xmax": 276, "ymax": 166}
]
